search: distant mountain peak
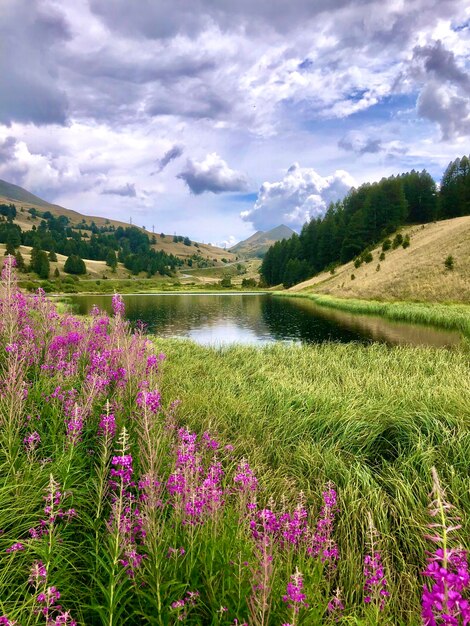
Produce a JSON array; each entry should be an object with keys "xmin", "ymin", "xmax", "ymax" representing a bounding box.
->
[{"xmin": 230, "ymin": 224, "xmax": 295, "ymax": 257}]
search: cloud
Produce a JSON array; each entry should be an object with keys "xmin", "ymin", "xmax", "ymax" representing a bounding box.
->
[
  {"xmin": 397, "ymin": 40, "xmax": 470, "ymax": 139},
  {"xmin": 417, "ymin": 82, "xmax": 470, "ymax": 141},
  {"xmin": 218, "ymin": 235, "xmax": 237, "ymax": 249},
  {"xmin": 242, "ymin": 163, "xmax": 355, "ymax": 230},
  {"xmin": 338, "ymin": 132, "xmax": 382, "ymax": 154},
  {"xmin": 0, "ymin": 136, "xmax": 18, "ymax": 164},
  {"xmin": 0, "ymin": 0, "xmax": 70, "ymax": 126},
  {"xmin": 338, "ymin": 131, "xmax": 409, "ymax": 157},
  {"xmin": 153, "ymin": 145, "xmax": 184, "ymax": 174},
  {"xmin": 178, "ymin": 153, "xmax": 249, "ymax": 195},
  {"xmin": 101, "ymin": 182, "xmax": 137, "ymax": 197},
  {"xmin": 411, "ymin": 40, "xmax": 470, "ymax": 91}
]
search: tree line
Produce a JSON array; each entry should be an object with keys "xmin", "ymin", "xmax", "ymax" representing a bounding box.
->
[
  {"xmin": 0, "ymin": 209, "xmax": 182, "ymax": 279},
  {"xmin": 261, "ymin": 155, "xmax": 470, "ymax": 287}
]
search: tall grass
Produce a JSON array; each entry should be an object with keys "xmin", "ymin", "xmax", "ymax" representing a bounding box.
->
[
  {"xmin": 1, "ymin": 255, "xmax": 469, "ymax": 625},
  {"xmin": 155, "ymin": 338, "xmax": 470, "ymax": 623},
  {"xmin": 275, "ymin": 292, "xmax": 470, "ymax": 337}
]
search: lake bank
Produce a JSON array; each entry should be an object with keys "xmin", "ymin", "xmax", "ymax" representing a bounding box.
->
[{"xmin": 276, "ymin": 291, "xmax": 470, "ymax": 337}]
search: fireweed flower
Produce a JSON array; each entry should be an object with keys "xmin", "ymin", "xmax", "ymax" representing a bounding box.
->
[
  {"xmin": 363, "ymin": 552, "xmax": 389, "ymax": 609},
  {"xmin": 327, "ymin": 588, "xmax": 345, "ymax": 622},
  {"xmin": 108, "ymin": 430, "xmax": 145, "ymax": 579},
  {"xmin": 98, "ymin": 411, "xmax": 117, "ymax": 439},
  {"xmin": 29, "ymin": 561, "xmax": 47, "ymax": 585},
  {"xmin": 421, "ymin": 467, "xmax": 470, "ymax": 625},
  {"xmin": 111, "ymin": 293, "xmax": 125, "ymax": 317},
  {"xmin": 6, "ymin": 542, "xmax": 24, "ymax": 553},
  {"xmin": 136, "ymin": 389, "xmax": 162, "ymax": 414},
  {"xmin": 234, "ymin": 460, "xmax": 258, "ymax": 493},
  {"xmin": 309, "ymin": 483, "xmax": 339, "ymax": 564},
  {"xmin": 279, "ymin": 501, "xmax": 308, "ymax": 549},
  {"xmin": 23, "ymin": 431, "xmax": 41, "ymax": 451},
  {"xmin": 0, "ymin": 617, "xmax": 17, "ymax": 625},
  {"xmin": 363, "ymin": 513, "xmax": 389, "ymax": 612},
  {"xmin": 29, "ymin": 476, "xmax": 75, "ymax": 540},
  {"xmin": 282, "ymin": 569, "xmax": 309, "ymax": 614}
]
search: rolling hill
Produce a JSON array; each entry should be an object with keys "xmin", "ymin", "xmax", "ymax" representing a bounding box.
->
[
  {"xmin": 289, "ymin": 216, "xmax": 470, "ymax": 303},
  {"xmin": 230, "ymin": 224, "xmax": 295, "ymax": 257},
  {"xmin": 0, "ymin": 178, "xmax": 235, "ymax": 263}
]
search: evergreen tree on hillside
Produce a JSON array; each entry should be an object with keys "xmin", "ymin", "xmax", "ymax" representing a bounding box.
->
[
  {"xmin": 400, "ymin": 170, "xmax": 437, "ymax": 223},
  {"xmin": 30, "ymin": 247, "xmax": 50, "ymax": 279},
  {"xmin": 64, "ymin": 254, "xmax": 86, "ymax": 275},
  {"xmin": 106, "ymin": 249, "xmax": 118, "ymax": 271},
  {"xmin": 440, "ymin": 155, "xmax": 470, "ymax": 218}
]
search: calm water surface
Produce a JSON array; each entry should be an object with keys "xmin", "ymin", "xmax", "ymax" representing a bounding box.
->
[{"xmin": 69, "ymin": 293, "xmax": 461, "ymax": 348}]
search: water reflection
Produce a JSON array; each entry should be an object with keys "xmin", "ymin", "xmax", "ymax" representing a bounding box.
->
[{"xmin": 69, "ymin": 293, "xmax": 461, "ymax": 348}]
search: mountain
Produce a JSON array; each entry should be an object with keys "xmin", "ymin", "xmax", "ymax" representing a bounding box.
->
[
  {"xmin": 230, "ymin": 224, "xmax": 295, "ymax": 258},
  {"xmin": 0, "ymin": 179, "xmax": 235, "ymax": 262},
  {"xmin": 289, "ymin": 216, "xmax": 470, "ymax": 303}
]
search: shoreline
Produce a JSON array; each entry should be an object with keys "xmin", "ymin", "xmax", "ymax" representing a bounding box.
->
[{"xmin": 274, "ymin": 291, "xmax": 470, "ymax": 337}]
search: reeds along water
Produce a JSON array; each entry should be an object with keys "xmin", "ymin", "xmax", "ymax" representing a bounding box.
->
[{"xmin": 0, "ymin": 256, "xmax": 469, "ymax": 625}]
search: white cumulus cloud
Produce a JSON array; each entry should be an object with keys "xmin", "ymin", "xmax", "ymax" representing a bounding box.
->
[{"xmin": 242, "ymin": 163, "xmax": 355, "ymax": 231}]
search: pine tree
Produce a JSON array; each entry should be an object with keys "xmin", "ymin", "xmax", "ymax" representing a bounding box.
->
[{"xmin": 64, "ymin": 254, "xmax": 86, "ymax": 275}]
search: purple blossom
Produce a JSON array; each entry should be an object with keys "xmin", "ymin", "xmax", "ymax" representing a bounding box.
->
[
  {"xmin": 136, "ymin": 389, "xmax": 161, "ymax": 414},
  {"xmin": 234, "ymin": 460, "xmax": 258, "ymax": 493},
  {"xmin": 98, "ymin": 412, "xmax": 116, "ymax": 438},
  {"xmin": 282, "ymin": 569, "xmax": 309, "ymax": 613},
  {"xmin": 6, "ymin": 542, "xmax": 24, "ymax": 553},
  {"xmin": 112, "ymin": 293, "xmax": 125, "ymax": 317},
  {"xmin": 363, "ymin": 552, "xmax": 389, "ymax": 610},
  {"xmin": 421, "ymin": 467, "xmax": 470, "ymax": 625},
  {"xmin": 110, "ymin": 454, "xmax": 134, "ymax": 487},
  {"xmin": 422, "ymin": 548, "xmax": 470, "ymax": 625},
  {"xmin": 279, "ymin": 504, "xmax": 308, "ymax": 548},
  {"xmin": 327, "ymin": 588, "xmax": 345, "ymax": 622},
  {"xmin": 24, "ymin": 431, "xmax": 41, "ymax": 451},
  {"xmin": 0, "ymin": 616, "xmax": 17, "ymax": 625},
  {"xmin": 29, "ymin": 560, "xmax": 47, "ymax": 585},
  {"xmin": 309, "ymin": 484, "xmax": 339, "ymax": 563}
]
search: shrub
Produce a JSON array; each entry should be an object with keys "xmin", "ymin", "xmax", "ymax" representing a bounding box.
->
[
  {"xmin": 241, "ymin": 277, "xmax": 257, "ymax": 288},
  {"xmin": 402, "ymin": 235, "xmax": 410, "ymax": 249},
  {"xmin": 444, "ymin": 255, "xmax": 454, "ymax": 271},
  {"xmin": 363, "ymin": 251, "xmax": 373, "ymax": 263},
  {"xmin": 392, "ymin": 233, "xmax": 403, "ymax": 249},
  {"xmin": 354, "ymin": 258, "xmax": 362, "ymax": 269},
  {"xmin": 220, "ymin": 275, "xmax": 232, "ymax": 288},
  {"xmin": 351, "ymin": 273, "xmax": 355, "ymax": 280},
  {"xmin": 382, "ymin": 239, "xmax": 392, "ymax": 252},
  {"xmin": 379, "ymin": 252, "xmax": 385, "ymax": 261},
  {"xmin": 376, "ymin": 264, "xmax": 381, "ymax": 272}
]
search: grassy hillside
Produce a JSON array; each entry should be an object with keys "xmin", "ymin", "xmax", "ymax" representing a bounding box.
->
[
  {"xmin": 0, "ymin": 179, "xmax": 235, "ymax": 263},
  {"xmin": 290, "ymin": 216, "xmax": 470, "ymax": 303}
]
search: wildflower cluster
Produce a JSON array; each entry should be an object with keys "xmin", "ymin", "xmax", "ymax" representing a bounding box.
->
[{"xmin": 421, "ymin": 468, "xmax": 470, "ymax": 625}]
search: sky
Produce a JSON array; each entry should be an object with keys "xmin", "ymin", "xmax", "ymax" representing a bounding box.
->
[{"xmin": 0, "ymin": 0, "xmax": 469, "ymax": 247}]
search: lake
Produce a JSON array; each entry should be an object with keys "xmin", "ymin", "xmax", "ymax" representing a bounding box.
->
[{"xmin": 68, "ymin": 293, "xmax": 461, "ymax": 348}]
